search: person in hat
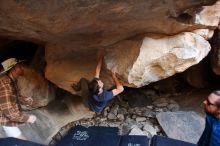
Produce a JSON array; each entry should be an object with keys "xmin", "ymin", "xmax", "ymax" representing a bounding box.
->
[
  {"xmin": 72, "ymin": 49, "xmax": 124, "ymax": 113},
  {"xmin": 0, "ymin": 58, "xmax": 37, "ymax": 140},
  {"xmin": 198, "ymin": 91, "xmax": 220, "ymax": 146}
]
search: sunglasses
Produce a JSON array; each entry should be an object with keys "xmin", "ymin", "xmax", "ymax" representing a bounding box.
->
[{"xmin": 206, "ymin": 98, "xmax": 220, "ymax": 109}]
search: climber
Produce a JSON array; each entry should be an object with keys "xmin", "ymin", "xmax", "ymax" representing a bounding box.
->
[{"xmin": 72, "ymin": 48, "xmax": 124, "ymax": 112}]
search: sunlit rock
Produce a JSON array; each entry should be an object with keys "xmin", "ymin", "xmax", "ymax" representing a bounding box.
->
[
  {"xmin": 106, "ymin": 32, "xmax": 211, "ymax": 87},
  {"xmin": 194, "ymin": 0, "xmax": 220, "ymax": 27},
  {"xmin": 0, "ymin": 0, "xmax": 218, "ymax": 91},
  {"xmin": 192, "ymin": 29, "xmax": 214, "ymax": 40}
]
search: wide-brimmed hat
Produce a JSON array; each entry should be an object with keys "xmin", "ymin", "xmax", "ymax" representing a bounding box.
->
[{"xmin": 0, "ymin": 58, "xmax": 25, "ymax": 74}]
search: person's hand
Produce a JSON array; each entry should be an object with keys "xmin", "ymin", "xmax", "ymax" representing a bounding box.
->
[
  {"xmin": 111, "ymin": 66, "xmax": 117, "ymax": 79},
  {"xmin": 27, "ymin": 115, "xmax": 37, "ymax": 123},
  {"xmin": 98, "ymin": 48, "xmax": 105, "ymax": 59},
  {"xmin": 111, "ymin": 66, "xmax": 117, "ymax": 73}
]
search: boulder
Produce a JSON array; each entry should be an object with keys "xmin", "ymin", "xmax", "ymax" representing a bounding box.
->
[
  {"xmin": 156, "ymin": 111, "xmax": 205, "ymax": 144},
  {"xmin": 143, "ymin": 121, "xmax": 157, "ymax": 137},
  {"xmin": 0, "ymin": 1, "xmax": 219, "ymax": 93},
  {"xmin": 192, "ymin": 29, "xmax": 214, "ymax": 40},
  {"xmin": 45, "ymin": 32, "xmax": 211, "ymax": 93},
  {"xmin": 129, "ymin": 126, "xmax": 145, "ymax": 136},
  {"xmin": 129, "ymin": 32, "xmax": 210, "ymax": 87},
  {"xmin": 18, "ymin": 67, "xmax": 55, "ymax": 109},
  {"xmin": 193, "ymin": 0, "xmax": 220, "ymax": 26}
]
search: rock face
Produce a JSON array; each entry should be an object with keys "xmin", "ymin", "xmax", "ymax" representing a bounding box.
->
[
  {"xmin": 156, "ymin": 111, "xmax": 205, "ymax": 144},
  {"xmin": 0, "ymin": 0, "xmax": 219, "ymax": 92},
  {"xmin": 107, "ymin": 32, "xmax": 211, "ymax": 87},
  {"xmin": 46, "ymin": 31, "xmax": 211, "ymax": 93},
  {"xmin": 18, "ymin": 67, "xmax": 55, "ymax": 108},
  {"xmin": 0, "ymin": 92, "xmax": 94, "ymax": 144},
  {"xmin": 0, "ymin": 1, "xmax": 219, "ymax": 144},
  {"xmin": 0, "ymin": 0, "xmax": 217, "ymax": 45},
  {"xmin": 193, "ymin": 1, "xmax": 220, "ymax": 26}
]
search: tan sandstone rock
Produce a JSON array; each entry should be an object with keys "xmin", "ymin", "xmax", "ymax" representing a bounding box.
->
[
  {"xmin": 18, "ymin": 67, "xmax": 55, "ymax": 109},
  {"xmin": 192, "ymin": 29, "xmax": 214, "ymax": 40},
  {"xmin": 0, "ymin": 0, "xmax": 217, "ymax": 47},
  {"xmin": 46, "ymin": 31, "xmax": 211, "ymax": 92},
  {"xmin": 0, "ymin": 0, "xmax": 219, "ymax": 144},
  {"xmin": 108, "ymin": 32, "xmax": 211, "ymax": 87},
  {"xmin": 193, "ymin": 0, "xmax": 220, "ymax": 27},
  {"xmin": 0, "ymin": 0, "xmax": 218, "ymax": 93},
  {"xmin": 0, "ymin": 1, "xmax": 219, "ymax": 90}
]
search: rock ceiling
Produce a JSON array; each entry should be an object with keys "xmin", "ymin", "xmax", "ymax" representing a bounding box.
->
[{"xmin": 0, "ymin": 0, "xmax": 219, "ymax": 93}]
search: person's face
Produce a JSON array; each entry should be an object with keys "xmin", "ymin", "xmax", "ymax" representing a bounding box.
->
[
  {"xmin": 97, "ymin": 79, "xmax": 104, "ymax": 90},
  {"xmin": 15, "ymin": 64, "xmax": 24, "ymax": 76},
  {"xmin": 203, "ymin": 93, "xmax": 220, "ymax": 119}
]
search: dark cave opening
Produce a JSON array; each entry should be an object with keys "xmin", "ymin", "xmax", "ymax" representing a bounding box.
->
[
  {"xmin": 0, "ymin": 38, "xmax": 45, "ymax": 72},
  {"xmin": 0, "ymin": 40, "xmax": 39, "ymax": 62}
]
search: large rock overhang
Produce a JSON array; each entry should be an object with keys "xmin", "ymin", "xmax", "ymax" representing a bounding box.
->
[{"xmin": 0, "ymin": 0, "xmax": 219, "ymax": 93}]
